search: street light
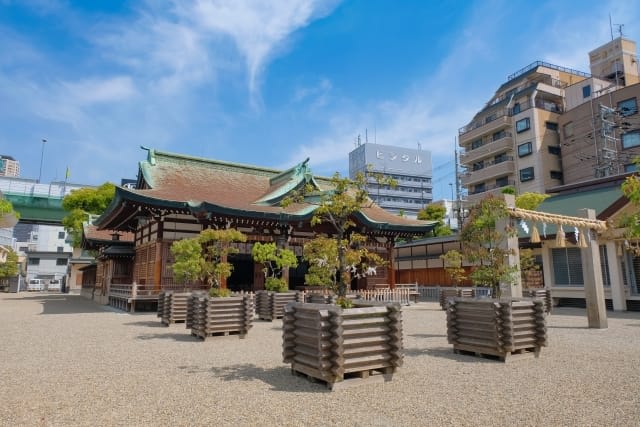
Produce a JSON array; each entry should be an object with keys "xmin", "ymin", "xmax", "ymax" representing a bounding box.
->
[{"xmin": 38, "ymin": 139, "xmax": 46, "ymax": 183}]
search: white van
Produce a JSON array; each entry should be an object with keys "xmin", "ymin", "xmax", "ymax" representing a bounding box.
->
[
  {"xmin": 27, "ymin": 279, "xmax": 44, "ymax": 291},
  {"xmin": 48, "ymin": 279, "xmax": 61, "ymax": 292}
]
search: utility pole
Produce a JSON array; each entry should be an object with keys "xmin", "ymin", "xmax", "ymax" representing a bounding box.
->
[{"xmin": 38, "ymin": 139, "xmax": 46, "ymax": 184}]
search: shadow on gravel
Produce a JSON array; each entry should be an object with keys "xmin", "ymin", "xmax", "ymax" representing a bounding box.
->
[
  {"xmin": 6, "ymin": 295, "xmax": 109, "ymax": 315},
  {"xmin": 403, "ymin": 346, "xmax": 496, "ymax": 364},
  {"xmin": 136, "ymin": 332, "xmax": 196, "ymax": 342},
  {"xmin": 125, "ymin": 320, "xmax": 166, "ymax": 328},
  {"xmin": 408, "ymin": 333, "xmax": 447, "ymax": 339},
  {"xmin": 190, "ymin": 364, "xmax": 328, "ymax": 393},
  {"xmin": 547, "ymin": 325, "xmax": 589, "ymax": 330}
]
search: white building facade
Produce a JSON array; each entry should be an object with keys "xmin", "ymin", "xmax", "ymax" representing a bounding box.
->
[{"xmin": 349, "ymin": 142, "xmax": 433, "ymax": 218}]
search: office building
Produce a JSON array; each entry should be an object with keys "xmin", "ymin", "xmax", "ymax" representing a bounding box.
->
[
  {"xmin": 349, "ymin": 142, "xmax": 433, "ymax": 217},
  {"xmin": 0, "ymin": 155, "xmax": 20, "ymax": 177}
]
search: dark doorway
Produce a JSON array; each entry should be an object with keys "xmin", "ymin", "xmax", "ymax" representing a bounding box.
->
[{"xmin": 228, "ymin": 254, "xmax": 253, "ymax": 291}]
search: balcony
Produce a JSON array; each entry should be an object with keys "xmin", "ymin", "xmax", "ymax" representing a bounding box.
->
[
  {"xmin": 459, "ymin": 113, "xmax": 511, "ymax": 141},
  {"xmin": 461, "ymin": 158, "xmax": 515, "ymax": 186},
  {"xmin": 460, "ymin": 134, "xmax": 513, "ymax": 165},
  {"xmin": 465, "ymin": 180, "xmax": 516, "ymax": 204}
]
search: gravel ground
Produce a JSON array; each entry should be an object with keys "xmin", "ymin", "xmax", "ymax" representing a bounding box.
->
[{"xmin": 1, "ymin": 292, "xmax": 639, "ymax": 427}]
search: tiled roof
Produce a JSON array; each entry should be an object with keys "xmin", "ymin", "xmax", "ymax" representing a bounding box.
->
[
  {"xmin": 83, "ymin": 224, "xmax": 134, "ymax": 244},
  {"xmin": 98, "ymin": 147, "xmax": 435, "ymax": 234}
]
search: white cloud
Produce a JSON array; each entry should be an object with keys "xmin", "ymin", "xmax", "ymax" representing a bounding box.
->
[{"xmin": 62, "ymin": 76, "xmax": 137, "ymax": 106}]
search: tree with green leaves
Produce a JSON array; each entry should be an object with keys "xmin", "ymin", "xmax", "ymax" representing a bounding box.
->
[
  {"xmin": 62, "ymin": 183, "xmax": 116, "ymax": 246},
  {"xmin": 0, "ymin": 247, "xmax": 19, "ymax": 278},
  {"xmin": 515, "ymin": 192, "xmax": 550, "ymax": 211},
  {"xmin": 303, "ymin": 233, "xmax": 386, "ymax": 297},
  {"xmin": 285, "ymin": 171, "xmax": 390, "ymax": 306},
  {"xmin": 440, "ymin": 249, "xmax": 466, "ymax": 286},
  {"xmin": 621, "ymin": 162, "xmax": 640, "ymax": 241},
  {"xmin": 252, "ymin": 242, "xmax": 298, "ymax": 292},
  {"xmin": 418, "ymin": 203, "xmax": 453, "ymax": 236},
  {"xmin": 458, "ymin": 195, "xmax": 518, "ymax": 297},
  {"xmin": 170, "ymin": 228, "xmax": 247, "ymax": 297},
  {"xmin": 0, "ymin": 198, "xmax": 19, "ymax": 228}
]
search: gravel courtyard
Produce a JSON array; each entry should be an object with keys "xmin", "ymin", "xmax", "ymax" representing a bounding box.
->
[{"xmin": 1, "ymin": 293, "xmax": 638, "ymax": 427}]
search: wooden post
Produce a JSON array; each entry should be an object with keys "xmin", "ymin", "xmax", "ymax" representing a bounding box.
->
[
  {"xmin": 606, "ymin": 241, "xmax": 627, "ymax": 311},
  {"xmin": 501, "ymin": 194, "xmax": 522, "ymax": 298},
  {"xmin": 579, "ymin": 208, "xmax": 608, "ymax": 329},
  {"xmin": 388, "ymin": 238, "xmax": 396, "ymax": 289}
]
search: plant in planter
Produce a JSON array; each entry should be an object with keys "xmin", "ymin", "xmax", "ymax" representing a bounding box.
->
[
  {"xmin": 282, "ymin": 172, "xmax": 402, "ymax": 388},
  {"xmin": 438, "ymin": 250, "xmax": 468, "ymax": 309},
  {"xmin": 170, "ymin": 229, "xmax": 253, "ymax": 339},
  {"xmin": 251, "ymin": 242, "xmax": 301, "ymax": 320},
  {"xmin": 444, "ymin": 195, "xmax": 547, "ymax": 361}
]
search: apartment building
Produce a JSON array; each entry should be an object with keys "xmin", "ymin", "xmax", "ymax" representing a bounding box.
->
[
  {"xmin": 458, "ymin": 62, "xmax": 589, "ymax": 203},
  {"xmin": 0, "ymin": 155, "xmax": 20, "ymax": 177},
  {"xmin": 559, "ymin": 38, "xmax": 640, "ymax": 185},
  {"xmin": 349, "ymin": 142, "xmax": 433, "ymax": 218},
  {"xmin": 459, "ymin": 37, "xmax": 640, "ymax": 203}
]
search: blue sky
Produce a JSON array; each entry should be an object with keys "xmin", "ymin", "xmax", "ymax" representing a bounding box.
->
[{"xmin": 1, "ymin": 0, "xmax": 640, "ymax": 200}]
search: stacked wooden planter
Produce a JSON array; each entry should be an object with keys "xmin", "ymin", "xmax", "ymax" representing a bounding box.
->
[
  {"xmin": 439, "ymin": 288, "xmax": 475, "ymax": 310},
  {"xmin": 305, "ymin": 293, "xmax": 336, "ymax": 304},
  {"xmin": 446, "ymin": 298, "xmax": 547, "ymax": 362},
  {"xmin": 283, "ymin": 301, "xmax": 403, "ymax": 390},
  {"xmin": 157, "ymin": 291, "xmax": 166, "ymax": 318},
  {"xmin": 256, "ymin": 290, "xmax": 303, "ymax": 321},
  {"xmin": 189, "ymin": 293, "xmax": 254, "ymax": 340},
  {"xmin": 160, "ymin": 292, "xmax": 192, "ymax": 325},
  {"xmin": 522, "ymin": 289, "xmax": 553, "ymax": 315}
]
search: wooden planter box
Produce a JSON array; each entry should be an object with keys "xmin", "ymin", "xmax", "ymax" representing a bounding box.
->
[
  {"xmin": 283, "ymin": 301, "xmax": 403, "ymax": 390},
  {"xmin": 523, "ymin": 289, "xmax": 552, "ymax": 315},
  {"xmin": 256, "ymin": 290, "xmax": 303, "ymax": 321},
  {"xmin": 306, "ymin": 293, "xmax": 336, "ymax": 304},
  {"xmin": 160, "ymin": 292, "xmax": 192, "ymax": 325},
  {"xmin": 446, "ymin": 298, "xmax": 547, "ymax": 362},
  {"xmin": 439, "ymin": 288, "xmax": 475, "ymax": 310},
  {"xmin": 189, "ymin": 294, "xmax": 254, "ymax": 340}
]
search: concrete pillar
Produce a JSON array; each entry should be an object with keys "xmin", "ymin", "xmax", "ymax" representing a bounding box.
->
[
  {"xmin": 579, "ymin": 209, "xmax": 608, "ymax": 329},
  {"xmin": 500, "ymin": 194, "xmax": 522, "ymax": 298},
  {"xmin": 606, "ymin": 241, "xmax": 627, "ymax": 311}
]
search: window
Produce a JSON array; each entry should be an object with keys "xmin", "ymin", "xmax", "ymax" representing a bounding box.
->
[
  {"xmin": 552, "ymin": 248, "xmax": 583, "ymax": 286},
  {"xmin": 512, "ymin": 103, "xmax": 521, "ymax": 115},
  {"xmin": 57, "ymin": 246, "xmax": 64, "ymax": 253},
  {"xmin": 471, "ymin": 139, "xmax": 483, "ymax": 149},
  {"xmin": 496, "ymin": 176, "xmax": 509, "ymax": 187},
  {"xmin": 472, "ymin": 161, "xmax": 484, "ymax": 171},
  {"xmin": 563, "ymin": 122, "xmax": 574, "ymax": 138},
  {"xmin": 582, "ymin": 85, "xmax": 591, "ymax": 98},
  {"xmin": 58, "ymin": 231, "xmax": 66, "ymax": 239},
  {"xmin": 485, "ymin": 113, "xmax": 497, "ymax": 124},
  {"xmin": 516, "ymin": 117, "xmax": 530, "ymax": 133},
  {"xmin": 28, "ymin": 258, "xmax": 40, "ymax": 265},
  {"xmin": 622, "ymin": 131, "xmax": 640, "ymax": 149},
  {"xmin": 545, "ymin": 121, "xmax": 558, "ymax": 131},
  {"xmin": 548, "ymin": 145, "xmax": 561, "ymax": 155},
  {"xmin": 473, "ymin": 183, "xmax": 485, "ymax": 194},
  {"xmin": 494, "ymin": 153, "xmax": 508, "ymax": 163},
  {"xmin": 19, "ymin": 246, "xmax": 28, "ymax": 252},
  {"xmin": 518, "ymin": 142, "xmax": 532, "ymax": 157},
  {"xmin": 550, "ymin": 170, "xmax": 563, "ymax": 180},
  {"xmin": 492, "ymin": 130, "xmax": 506, "ymax": 141},
  {"xmin": 519, "ymin": 167, "xmax": 534, "ymax": 182},
  {"xmin": 625, "ymin": 163, "xmax": 638, "ymax": 172},
  {"xmin": 618, "ymin": 98, "xmax": 638, "ymax": 116},
  {"xmin": 56, "ymin": 258, "xmax": 68, "ymax": 266}
]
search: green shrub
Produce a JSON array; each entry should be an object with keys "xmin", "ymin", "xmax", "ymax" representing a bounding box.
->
[
  {"xmin": 265, "ymin": 277, "xmax": 288, "ymax": 292},
  {"xmin": 209, "ymin": 287, "xmax": 232, "ymax": 298}
]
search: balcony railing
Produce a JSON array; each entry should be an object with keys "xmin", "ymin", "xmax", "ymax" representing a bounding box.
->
[
  {"xmin": 460, "ymin": 133, "xmax": 513, "ymax": 164},
  {"xmin": 459, "ymin": 110, "xmax": 510, "ymax": 136},
  {"xmin": 506, "ymin": 61, "xmax": 590, "ymax": 82},
  {"xmin": 461, "ymin": 159, "xmax": 515, "ymax": 186},
  {"xmin": 467, "ymin": 179, "xmax": 516, "ymax": 196}
]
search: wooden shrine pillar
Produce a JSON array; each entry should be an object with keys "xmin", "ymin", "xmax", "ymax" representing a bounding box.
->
[
  {"xmin": 387, "ymin": 238, "xmax": 396, "ymax": 289},
  {"xmin": 579, "ymin": 209, "xmax": 608, "ymax": 329},
  {"xmin": 501, "ymin": 194, "xmax": 522, "ymax": 298}
]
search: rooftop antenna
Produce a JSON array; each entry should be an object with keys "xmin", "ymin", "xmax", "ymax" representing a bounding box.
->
[{"xmin": 365, "ymin": 128, "xmax": 368, "ymax": 144}]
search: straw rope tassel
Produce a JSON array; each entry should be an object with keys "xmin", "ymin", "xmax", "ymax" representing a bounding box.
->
[
  {"xmin": 530, "ymin": 222, "xmax": 540, "ymax": 243},
  {"xmin": 577, "ymin": 228, "xmax": 588, "ymax": 248},
  {"xmin": 556, "ymin": 225, "xmax": 566, "ymax": 247}
]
